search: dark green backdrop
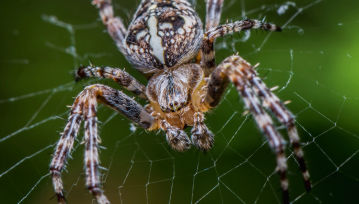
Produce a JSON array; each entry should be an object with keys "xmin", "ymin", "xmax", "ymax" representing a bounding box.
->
[{"xmin": 1, "ymin": 0, "xmax": 359, "ymax": 203}]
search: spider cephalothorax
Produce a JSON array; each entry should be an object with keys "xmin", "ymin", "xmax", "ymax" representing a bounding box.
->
[
  {"xmin": 50, "ymin": 1, "xmax": 311, "ymax": 204},
  {"xmin": 146, "ymin": 64, "xmax": 203, "ymax": 113}
]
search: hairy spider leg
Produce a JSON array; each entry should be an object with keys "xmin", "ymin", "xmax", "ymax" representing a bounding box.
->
[
  {"xmin": 201, "ymin": 19, "xmax": 281, "ymax": 75},
  {"xmin": 50, "ymin": 109, "xmax": 82, "ymax": 203},
  {"xmin": 205, "ymin": 55, "xmax": 300, "ymax": 204},
  {"xmin": 50, "ymin": 84, "xmax": 155, "ymax": 204},
  {"xmin": 81, "ymin": 89, "xmax": 109, "ymax": 204},
  {"xmin": 76, "ymin": 66, "xmax": 147, "ymax": 98},
  {"xmin": 240, "ymin": 61, "xmax": 312, "ymax": 191},
  {"xmin": 200, "ymin": 0, "xmax": 224, "ymax": 75},
  {"xmin": 205, "ymin": 0, "xmax": 224, "ymax": 31},
  {"xmin": 92, "ymin": 0, "xmax": 127, "ymax": 55}
]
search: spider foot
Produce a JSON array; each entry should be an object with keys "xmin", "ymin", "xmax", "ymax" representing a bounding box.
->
[
  {"xmin": 165, "ymin": 128, "xmax": 191, "ymax": 152},
  {"xmin": 51, "ymin": 170, "xmax": 67, "ymax": 204},
  {"xmin": 89, "ymin": 187, "xmax": 110, "ymax": 204},
  {"xmin": 95, "ymin": 193, "xmax": 110, "ymax": 204},
  {"xmin": 56, "ymin": 192, "xmax": 66, "ymax": 204},
  {"xmin": 191, "ymin": 124, "xmax": 214, "ymax": 151}
]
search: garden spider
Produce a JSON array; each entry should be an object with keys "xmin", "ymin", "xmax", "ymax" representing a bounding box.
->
[{"xmin": 50, "ymin": 0, "xmax": 311, "ymax": 203}]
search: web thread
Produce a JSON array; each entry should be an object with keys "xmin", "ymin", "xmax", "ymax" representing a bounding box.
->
[{"xmin": 1, "ymin": 0, "xmax": 359, "ymax": 204}]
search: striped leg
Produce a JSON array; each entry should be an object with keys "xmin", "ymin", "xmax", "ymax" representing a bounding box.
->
[
  {"xmin": 202, "ymin": 19, "xmax": 281, "ymax": 75},
  {"xmin": 50, "ymin": 84, "xmax": 154, "ymax": 203},
  {"xmin": 50, "ymin": 107, "xmax": 82, "ymax": 203},
  {"xmin": 201, "ymin": 0, "xmax": 224, "ymax": 75},
  {"xmin": 205, "ymin": 55, "xmax": 291, "ymax": 204},
  {"xmin": 240, "ymin": 61, "xmax": 311, "ymax": 191},
  {"xmin": 205, "ymin": 19, "xmax": 281, "ymax": 42},
  {"xmin": 92, "ymin": 0, "xmax": 127, "ymax": 55},
  {"xmin": 205, "ymin": 0, "xmax": 224, "ymax": 31},
  {"xmin": 81, "ymin": 90, "xmax": 110, "ymax": 204},
  {"xmin": 76, "ymin": 66, "xmax": 147, "ymax": 98}
]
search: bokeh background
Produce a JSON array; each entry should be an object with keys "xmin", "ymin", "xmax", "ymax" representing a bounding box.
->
[{"xmin": 1, "ymin": 0, "xmax": 359, "ymax": 203}]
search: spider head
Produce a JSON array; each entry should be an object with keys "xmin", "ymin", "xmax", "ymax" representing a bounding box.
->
[
  {"xmin": 146, "ymin": 64, "xmax": 203, "ymax": 113},
  {"xmin": 147, "ymin": 69, "xmax": 189, "ymax": 112},
  {"xmin": 124, "ymin": 1, "xmax": 203, "ymax": 74}
]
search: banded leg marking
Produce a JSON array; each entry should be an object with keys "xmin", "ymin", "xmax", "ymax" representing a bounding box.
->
[
  {"xmin": 92, "ymin": 0, "xmax": 127, "ymax": 54},
  {"xmin": 240, "ymin": 60, "xmax": 311, "ymax": 191},
  {"xmin": 206, "ymin": 55, "xmax": 291, "ymax": 204},
  {"xmin": 76, "ymin": 66, "xmax": 147, "ymax": 98},
  {"xmin": 205, "ymin": 0, "xmax": 224, "ymax": 31},
  {"xmin": 82, "ymin": 90, "xmax": 109, "ymax": 204},
  {"xmin": 206, "ymin": 19, "xmax": 281, "ymax": 42},
  {"xmin": 50, "ymin": 112, "xmax": 82, "ymax": 203},
  {"xmin": 201, "ymin": 19, "xmax": 281, "ymax": 75},
  {"xmin": 50, "ymin": 84, "xmax": 154, "ymax": 203},
  {"xmin": 201, "ymin": 0, "xmax": 224, "ymax": 75}
]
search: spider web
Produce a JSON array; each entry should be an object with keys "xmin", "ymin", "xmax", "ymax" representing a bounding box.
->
[{"xmin": 1, "ymin": 0, "xmax": 359, "ymax": 203}]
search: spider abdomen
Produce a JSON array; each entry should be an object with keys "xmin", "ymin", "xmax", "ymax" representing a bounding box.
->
[{"xmin": 124, "ymin": 0, "xmax": 203, "ymax": 74}]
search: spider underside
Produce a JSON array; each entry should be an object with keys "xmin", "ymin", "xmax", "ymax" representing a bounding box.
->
[{"xmin": 50, "ymin": 0, "xmax": 311, "ymax": 204}]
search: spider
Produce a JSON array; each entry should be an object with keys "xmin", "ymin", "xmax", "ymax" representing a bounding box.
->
[{"xmin": 50, "ymin": 0, "xmax": 311, "ymax": 203}]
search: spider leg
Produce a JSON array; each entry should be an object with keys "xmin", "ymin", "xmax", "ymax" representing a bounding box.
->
[
  {"xmin": 205, "ymin": 0, "xmax": 224, "ymax": 32},
  {"xmin": 92, "ymin": 0, "xmax": 127, "ymax": 55},
  {"xmin": 50, "ymin": 109, "xmax": 82, "ymax": 203},
  {"xmin": 50, "ymin": 84, "xmax": 155, "ymax": 203},
  {"xmin": 201, "ymin": 19, "xmax": 281, "ymax": 75},
  {"xmin": 76, "ymin": 66, "xmax": 147, "ymax": 98},
  {"xmin": 160, "ymin": 120, "xmax": 191, "ymax": 152},
  {"xmin": 205, "ymin": 55, "xmax": 292, "ymax": 204},
  {"xmin": 240, "ymin": 61, "xmax": 312, "ymax": 191},
  {"xmin": 201, "ymin": 0, "xmax": 224, "ymax": 75},
  {"xmin": 82, "ymin": 90, "xmax": 109, "ymax": 203},
  {"xmin": 206, "ymin": 19, "xmax": 281, "ymax": 42},
  {"xmin": 191, "ymin": 112, "xmax": 214, "ymax": 151}
]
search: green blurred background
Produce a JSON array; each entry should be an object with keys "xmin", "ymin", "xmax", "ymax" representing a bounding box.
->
[{"xmin": 1, "ymin": 0, "xmax": 359, "ymax": 203}]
